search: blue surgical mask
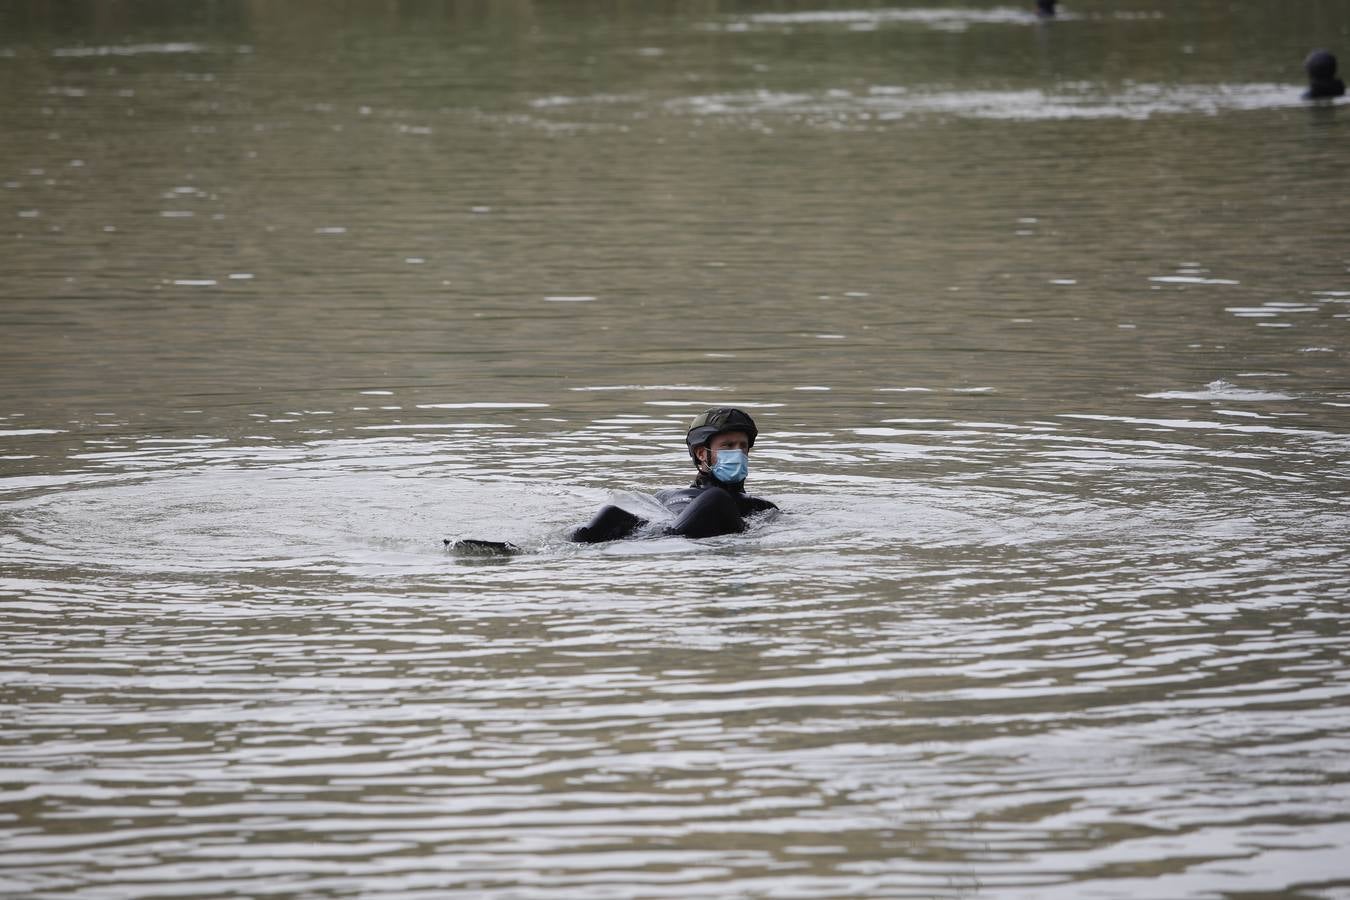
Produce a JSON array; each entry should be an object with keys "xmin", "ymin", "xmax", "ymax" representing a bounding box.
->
[{"xmin": 710, "ymin": 448, "xmax": 748, "ymax": 484}]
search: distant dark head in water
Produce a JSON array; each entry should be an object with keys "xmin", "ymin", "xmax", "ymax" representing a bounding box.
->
[
  {"xmin": 1036, "ymin": 0, "xmax": 1057, "ymax": 17},
  {"xmin": 1304, "ymin": 49, "xmax": 1346, "ymax": 100}
]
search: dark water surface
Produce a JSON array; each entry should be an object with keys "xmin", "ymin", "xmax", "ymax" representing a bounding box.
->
[{"xmin": 3, "ymin": 1, "xmax": 1349, "ymax": 897}]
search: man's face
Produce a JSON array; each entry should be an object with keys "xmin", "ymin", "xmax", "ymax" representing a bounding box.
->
[{"xmin": 697, "ymin": 430, "xmax": 751, "ymax": 467}]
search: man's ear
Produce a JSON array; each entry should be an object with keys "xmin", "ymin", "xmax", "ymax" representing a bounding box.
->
[{"xmin": 693, "ymin": 446, "xmax": 708, "ymax": 467}]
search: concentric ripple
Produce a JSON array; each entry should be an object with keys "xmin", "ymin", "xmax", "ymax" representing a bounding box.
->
[{"xmin": 3, "ymin": 407, "xmax": 1349, "ymax": 897}]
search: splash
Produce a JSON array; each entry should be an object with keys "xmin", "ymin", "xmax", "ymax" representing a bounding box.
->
[{"xmin": 1140, "ymin": 380, "xmax": 1296, "ymax": 402}]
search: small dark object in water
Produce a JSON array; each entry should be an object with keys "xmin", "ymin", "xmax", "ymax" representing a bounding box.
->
[
  {"xmin": 445, "ymin": 538, "xmax": 521, "ymax": 556},
  {"xmin": 1304, "ymin": 49, "xmax": 1346, "ymax": 100},
  {"xmin": 1035, "ymin": 0, "xmax": 1057, "ymax": 17}
]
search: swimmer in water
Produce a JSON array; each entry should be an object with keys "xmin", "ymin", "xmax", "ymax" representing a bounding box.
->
[
  {"xmin": 1304, "ymin": 49, "xmax": 1346, "ymax": 100},
  {"xmin": 1035, "ymin": 0, "xmax": 1057, "ymax": 18},
  {"xmin": 569, "ymin": 407, "xmax": 778, "ymax": 543}
]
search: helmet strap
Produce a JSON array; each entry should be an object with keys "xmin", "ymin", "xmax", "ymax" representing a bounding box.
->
[{"xmin": 695, "ymin": 444, "xmax": 712, "ymax": 473}]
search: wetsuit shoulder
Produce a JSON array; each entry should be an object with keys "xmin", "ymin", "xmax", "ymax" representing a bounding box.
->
[
  {"xmin": 655, "ymin": 487, "xmax": 702, "ymax": 505},
  {"xmin": 662, "ymin": 478, "xmax": 776, "ymax": 516}
]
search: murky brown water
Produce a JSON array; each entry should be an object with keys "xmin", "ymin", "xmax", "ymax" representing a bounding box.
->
[{"xmin": 3, "ymin": 1, "xmax": 1349, "ymax": 897}]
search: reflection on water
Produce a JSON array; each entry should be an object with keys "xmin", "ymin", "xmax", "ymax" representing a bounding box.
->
[
  {"xmin": 660, "ymin": 82, "xmax": 1306, "ymax": 123},
  {"xmin": 3, "ymin": 0, "xmax": 1349, "ymax": 897},
  {"xmin": 723, "ymin": 5, "xmax": 1167, "ymax": 30}
]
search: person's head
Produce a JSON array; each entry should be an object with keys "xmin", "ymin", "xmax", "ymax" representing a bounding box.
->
[
  {"xmin": 1306, "ymin": 49, "xmax": 1339, "ymax": 81},
  {"xmin": 685, "ymin": 407, "xmax": 759, "ymax": 484}
]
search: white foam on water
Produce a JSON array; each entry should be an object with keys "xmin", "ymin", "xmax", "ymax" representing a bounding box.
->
[
  {"xmin": 1227, "ymin": 302, "xmax": 1321, "ymax": 318},
  {"xmin": 356, "ymin": 424, "xmax": 505, "ymax": 430},
  {"xmin": 52, "ymin": 42, "xmax": 208, "ymax": 57},
  {"xmin": 1140, "ymin": 379, "xmax": 1295, "ymax": 402},
  {"xmin": 416, "ymin": 403, "xmax": 551, "ymax": 409},
  {"xmin": 570, "ymin": 385, "xmax": 726, "ymax": 392},
  {"xmin": 737, "ymin": 7, "xmax": 1042, "ymax": 29},
  {"xmin": 1153, "ymin": 276, "xmax": 1241, "ymax": 285},
  {"xmin": 666, "ymin": 83, "xmax": 1304, "ymax": 124}
]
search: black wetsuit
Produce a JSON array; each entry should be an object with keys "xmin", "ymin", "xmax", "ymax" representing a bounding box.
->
[
  {"xmin": 569, "ymin": 474, "xmax": 777, "ymax": 543},
  {"xmin": 1305, "ymin": 77, "xmax": 1346, "ymax": 100}
]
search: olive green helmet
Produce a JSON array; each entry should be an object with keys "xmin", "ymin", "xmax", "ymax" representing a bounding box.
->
[{"xmin": 685, "ymin": 407, "xmax": 758, "ymax": 465}]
